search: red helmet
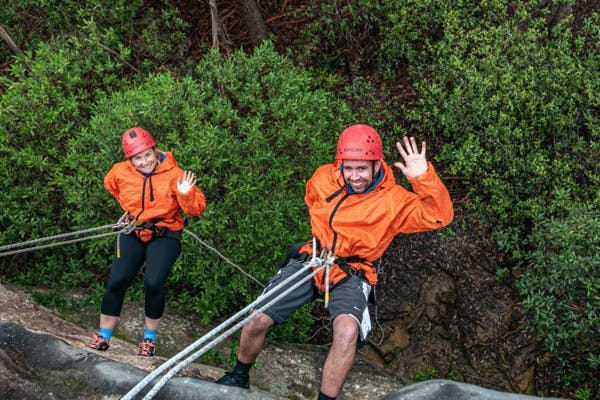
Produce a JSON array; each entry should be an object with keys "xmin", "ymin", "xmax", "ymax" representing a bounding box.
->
[
  {"xmin": 335, "ymin": 124, "xmax": 383, "ymax": 160},
  {"xmin": 121, "ymin": 127, "xmax": 156, "ymax": 158}
]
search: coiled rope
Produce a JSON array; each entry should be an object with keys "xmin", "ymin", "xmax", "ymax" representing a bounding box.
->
[{"xmin": 120, "ymin": 239, "xmax": 333, "ymax": 400}]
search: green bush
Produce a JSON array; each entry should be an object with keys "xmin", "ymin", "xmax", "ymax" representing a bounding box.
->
[
  {"xmin": 0, "ymin": 0, "xmax": 190, "ymax": 74},
  {"xmin": 292, "ymin": 0, "xmax": 514, "ymax": 79},
  {"xmin": 0, "ymin": 31, "xmax": 134, "ymax": 285},
  {"xmin": 517, "ymin": 204, "xmax": 599, "ymax": 378},
  {"xmin": 398, "ymin": 2, "xmax": 599, "ymax": 392},
  {"xmin": 404, "ymin": 2, "xmax": 599, "ymax": 261}
]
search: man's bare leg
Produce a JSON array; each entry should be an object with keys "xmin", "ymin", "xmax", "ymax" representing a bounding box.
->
[
  {"xmin": 216, "ymin": 312, "xmax": 275, "ymax": 388},
  {"xmin": 237, "ymin": 312, "xmax": 275, "ymax": 363},
  {"xmin": 319, "ymin": 314, "xmax": 359, "ymax": 398}
]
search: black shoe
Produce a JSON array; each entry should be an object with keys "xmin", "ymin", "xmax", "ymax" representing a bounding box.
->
[{"xmin": 216, "ymin": 371, "xmax": 250, "ymax": 389}]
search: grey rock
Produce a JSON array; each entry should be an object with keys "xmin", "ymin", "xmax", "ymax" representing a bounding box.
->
[
  {"xmin": 381, "ymin": 379, "xmax": 565, "ymax": 400},
  {"xmin": 0, "ymin": 321, "xmax": 567, "ymax": 400},
  {"xmin": 0, "ymin": 320, "xmax": 276, "ymax": 400}
]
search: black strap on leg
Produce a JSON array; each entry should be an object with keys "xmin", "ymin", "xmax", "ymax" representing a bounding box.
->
[{"xmin": 337, "ymin": 262, "xmax": 367, "ymax": 280}]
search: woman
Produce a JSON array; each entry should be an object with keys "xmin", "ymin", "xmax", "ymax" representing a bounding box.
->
[{"xmin": 89, "ymin": 126, "xmax": 206, "ymax": 356}]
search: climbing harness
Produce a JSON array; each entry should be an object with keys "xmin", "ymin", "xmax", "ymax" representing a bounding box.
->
[{"xmin": 120, "ymin": 238, "xmax": 335, "ymax": 400}]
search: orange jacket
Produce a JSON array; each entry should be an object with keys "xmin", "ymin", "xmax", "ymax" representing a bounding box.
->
[
  {"xmin": 104, "ymin": 150, "xmax": 206, "ymax": 242},
  {"xmin": 301, "ymin": 159, "xmax": 453, "ymax": 290}
]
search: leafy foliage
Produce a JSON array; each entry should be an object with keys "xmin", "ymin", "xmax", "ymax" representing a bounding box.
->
[
  {"xmin": 393, "ymin": 5, "xmax": 599, "ymax": 392},
  {"xmin": 0, "ymin": 0, "xmax": 190, "ymax": 74},
  {"xmin": 0, "ymin": 31, "xmax": 134, "ymax": 285},
  {"xmin": 517, "ymin": 204, "xmax": 599, "ymax": 381},
  {"xmin": 406, "ymin": 4, "xmax": 599, "ymax": 259}
]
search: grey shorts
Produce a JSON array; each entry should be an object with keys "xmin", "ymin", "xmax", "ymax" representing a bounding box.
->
[{"xmin": 256, "ymin": 258, "xmax": 372, "ymax": 341}]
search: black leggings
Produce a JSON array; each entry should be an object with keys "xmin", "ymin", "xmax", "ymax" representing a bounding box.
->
[{"xmin": 100, "ymin": 233, "xmax": 181, "ymax": 319}]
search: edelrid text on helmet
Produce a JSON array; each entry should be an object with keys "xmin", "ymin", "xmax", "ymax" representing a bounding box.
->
[
  {"xmin": 336, "ymin": 124, "xmax": 383, "ymax": 160},
  {"xmin": 121, "ymin": 127, "xmax": 157, "ymax": 158}
]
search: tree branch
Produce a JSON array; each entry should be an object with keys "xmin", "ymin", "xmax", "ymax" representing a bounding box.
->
[{"xmin": 0, "ymin": 23, "xmax": 31, "ymax": 71}]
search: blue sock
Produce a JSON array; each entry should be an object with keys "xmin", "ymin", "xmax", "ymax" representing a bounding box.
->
[
  {"xmin": 143, "ymin": 327, "xmax": 157, "ymax": 342},
  {"xmin": 98, "ymin": 328, "xmax": 113, "ymax": 341}
]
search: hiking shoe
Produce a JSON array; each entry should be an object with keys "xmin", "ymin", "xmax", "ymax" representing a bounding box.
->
[
  {"xmin": 215, "ymin": 371, "xmax": 250, "ymax": 389},
  {"xmin": 138, "ymin": 339, "xmax": 155, "ymax": 357},
  {"xmin": 89, "ymin": 333, "xmax": 109, "ymax": 351}
]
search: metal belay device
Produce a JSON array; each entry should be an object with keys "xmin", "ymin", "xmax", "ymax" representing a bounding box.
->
[{"xmin": 121, "ymin": 237, "xmax": 335, "ymax": 400}]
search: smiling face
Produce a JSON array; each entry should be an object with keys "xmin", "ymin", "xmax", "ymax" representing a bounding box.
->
[
  {"xmin": 341, "ymin": 159, "xmax": 381, "ymax": 193},
  {"xmin": 129, "ymin": 148, "xmax": 159, "ymax": 174}
]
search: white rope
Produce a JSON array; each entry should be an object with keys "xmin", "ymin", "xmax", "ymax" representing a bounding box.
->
[
  {"xmin": 1, "ymin": 214, "xmax": 335, "ymax": 399},
  {"xmin": 141, "ymin": 260, "xmax": 328, "ymax": 399},
  {"xmin": 0, "ymin": 231, "xmax": 123, "ymax": 257},
  {"xmin": 183, "ymin": 228, "xmax": 264, "ymax": 288},
  {"xmin": 371, "ymin": 259, "xmax": 385, "ymax": 346},
  {"xmin": 0, "ymin": 212, "xmax": 131, "ymax": 257},
  {"xmin": 0, "ymin": 214, "xmax": 264, "ymax": 290},
  {"xmin": 324, "ymin": 251, "xmax": 331, "ymax": 308},
  {"xmin": 121, "ymin": 239, "xmax": 333, "ymax": 400}
]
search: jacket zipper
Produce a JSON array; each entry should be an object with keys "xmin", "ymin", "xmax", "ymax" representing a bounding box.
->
[
  {"xmin": 320, "ymin": 187, "xmax": 350, "ymax": 287},
  {"xmin": 134, "ymin": 177, "xmax": 148, "ymax": 221},
  {"xmin": 328, "ymin": 191, "xmax": 350, "ymax": 254}
]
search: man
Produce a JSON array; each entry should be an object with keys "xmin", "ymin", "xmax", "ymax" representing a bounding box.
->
[{"xmin": 216, "ymin": 124, "xmax": 454, "ymax": 399}]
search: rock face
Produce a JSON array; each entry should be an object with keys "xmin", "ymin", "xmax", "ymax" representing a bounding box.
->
[
  {"xmin": 0, "ymin": 280, "xmax": 565, "ymax": 400},
  {"xmin": 0, "ymin": 280, "xmax": 401, "ymax": 399},
  {"xmin": 381, "ymin": 380, "xmax": 564, "ymax": 400},
  {"xmin": 0, "ymin": 320, "xmax": 275, "ymax": 400},
  {"xmin": 0, "ymin": 321, "xmax": 564, "ymax": 400},
  {"xmin": 359, "ymin": 214, "xmax": 543, "ymax": 395}
]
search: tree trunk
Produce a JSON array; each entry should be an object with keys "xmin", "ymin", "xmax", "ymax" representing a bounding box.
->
[
  {"xmin": 209, "ymin": 0, "xmax": 219, "ymax": 49},
  {"xmin": 208, "ymin": 0, "xmax": 232, "ymax": 55},
  {"xmin": 238, "ymin": 0, "xmax": 269, "ymax": 47}
]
